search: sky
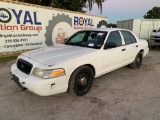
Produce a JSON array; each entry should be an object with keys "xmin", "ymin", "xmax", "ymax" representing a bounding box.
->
[{"xmin": 86, "ymin": 0, "xmax": 160, "ymax": 24}]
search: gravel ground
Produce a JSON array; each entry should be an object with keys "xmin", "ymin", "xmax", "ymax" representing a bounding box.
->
[{"xmin": 0, "ymin": 48, "xmax": 160, "ymax": 120}]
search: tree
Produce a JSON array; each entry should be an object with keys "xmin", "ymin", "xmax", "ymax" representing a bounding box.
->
[
  {"xmin": 107, "ymin": 23, "xmax": 117, "ymax": 28},
  {"xmin": 17, "ymin": 0, "xmax": 40, "ymax": 4},
  {"xmin": 81, "ymin": 0, "xmax": 106, "ymax": 13},
  {"xmin": 51, "ymin": 0, "xmax": 85, "ymax": 12},
  {"xmin": 144, "ymin": 7, "xmax": 160, "ymax": 19},
  {"xmin": 40, "ymin": 0, "xmax": 51, "ymax": 6},
  {"xmin": 16, "ymin": 0, "xmax": 106, "ymax": 13}
]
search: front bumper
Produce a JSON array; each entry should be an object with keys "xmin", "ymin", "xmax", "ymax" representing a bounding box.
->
[
  {"xmin": 149, "ymin": 37, "xmax": 160, "ymax": 46},
  {"xmin": 149, "ymin": 42, "xmax": 160, "ymax": 46},
  {"xmin": 11, "ymin": 64, "xmax": 68, "ymax": 96}
]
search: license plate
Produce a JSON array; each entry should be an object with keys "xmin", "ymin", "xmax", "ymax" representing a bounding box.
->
[{"xmin": 12, "ymin": 74, "xmax": 22, "ymax": 87}]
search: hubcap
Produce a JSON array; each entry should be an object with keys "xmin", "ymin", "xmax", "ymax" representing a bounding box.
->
[
  {"xmin": 80, "ymin": 77, "xmax": 87, "ymax": 86},
  {"xmin": 76, "ymin": 72, "xmax": 90, "ymax": 92}
]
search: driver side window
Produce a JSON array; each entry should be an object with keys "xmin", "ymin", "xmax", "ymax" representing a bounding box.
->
[{"xmin": 105, "ymin": 31, "xmax": 122, "ymax": 46}]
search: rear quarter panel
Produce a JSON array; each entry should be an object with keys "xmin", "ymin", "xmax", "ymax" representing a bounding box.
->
[{"xmin": 139, "ymin": 39, "xmax": 149, "ymax": 57}]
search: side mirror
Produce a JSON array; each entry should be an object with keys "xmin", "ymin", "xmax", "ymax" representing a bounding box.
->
[
  {"xmin": 104, "ymin": 42, "xmax": 117, "ymax": 49},
  {"xmin": 153, "ymin": 30, "xmax": 157, "ymax": 33}
]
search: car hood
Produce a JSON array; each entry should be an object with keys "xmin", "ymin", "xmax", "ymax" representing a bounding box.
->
[{"xmin": 22, "ymin": 44, "xmax": 97, "ymax": 66}]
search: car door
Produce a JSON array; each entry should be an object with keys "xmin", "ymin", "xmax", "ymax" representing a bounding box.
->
[
  {"xmin": 120, "ymin": 31, "xmax": 139, "ymax": 63},
  {"xmin": 102, "ymin": 31, "xmax": 126, "ymax": 72}
]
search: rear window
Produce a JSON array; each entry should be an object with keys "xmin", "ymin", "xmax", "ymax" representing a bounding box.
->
[{"xmin": 121, "ymin": 31, "xmax": 137, "ymax": 45}]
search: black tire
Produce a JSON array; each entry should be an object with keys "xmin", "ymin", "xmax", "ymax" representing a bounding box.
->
[
  {"xmin": 68, "ymin": 66, "xmax": 94, "ymax": 96},
  {"xmin": 130, "ymin": 52, "xmax": 143, "ymax": 69}
]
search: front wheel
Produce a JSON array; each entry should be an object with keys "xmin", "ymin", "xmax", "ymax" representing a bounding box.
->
[
  {"xmin": 68, "ymin": 66, "xmax": 94, "ymax": 96},
  {"xmin": 130, "ymin": 52, "xmax": 143, "ymax": 69}
]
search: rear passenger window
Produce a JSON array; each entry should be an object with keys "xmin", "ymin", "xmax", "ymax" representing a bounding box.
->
[
  {"xmin": 128, "ymin": 32, "xmax": 136, "ymax": 43},
  {"xmin": 121, "ymin": 31, "xmax": 136, "ymax": 45},
  {"xmin": 106, "ymin": 31, "xmax": 122, "ymax": 46}
]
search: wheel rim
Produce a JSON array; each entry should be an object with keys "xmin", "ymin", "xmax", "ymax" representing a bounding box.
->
[
  {"xmin": 79, "ymin": 77, "xmax": 87, "ymax": 86},
  {"xmin": 76, "ymin": 72, "xmax": 91, "ymax": 92},
  {"xmin": 136, "ymin": 55, "xmax": 142, "ymax": 68}
]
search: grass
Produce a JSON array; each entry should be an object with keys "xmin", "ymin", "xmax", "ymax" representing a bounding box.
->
[{"xmin": 0, "ymin": 56, "xmax": 18, "ymax": 63}]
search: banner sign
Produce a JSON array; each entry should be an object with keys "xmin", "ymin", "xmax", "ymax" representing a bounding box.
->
[{"xmin": 0, "ymin": 1, "xmax": 107, "ymax": 53}]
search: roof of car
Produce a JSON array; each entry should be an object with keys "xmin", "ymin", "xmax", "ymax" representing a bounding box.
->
[{"xmin": 84, "ymin": 28, "xmax": 130, "ymax": 32}]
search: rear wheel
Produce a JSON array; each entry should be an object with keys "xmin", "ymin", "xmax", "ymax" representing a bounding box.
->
[
  {"xmin": 68, "ymin": 66, "xmax": 94, "ymax": 96},
  {"xmin": 130, "ymin": 52, "xmax": 143, "ymax": 69}
]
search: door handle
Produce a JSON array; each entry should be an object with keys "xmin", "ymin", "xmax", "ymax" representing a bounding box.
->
[
  {"xmin": 132, "ymin": 45, "xmax": 139, "ymax": 47},
  {"xmin": 122, "ymin": 49, "xmax": 126, "ymax": 51}
]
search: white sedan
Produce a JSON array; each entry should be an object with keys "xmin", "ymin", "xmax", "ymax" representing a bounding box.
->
[{"xmin": 11, "ymin": 28, "xmax": 149, "ymax": 96}]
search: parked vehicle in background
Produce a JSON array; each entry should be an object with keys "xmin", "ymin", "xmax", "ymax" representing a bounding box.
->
[
  {"xmin": 11, "ymin": 28, "xmax": 149, "ymax": 96},
  {"xmin": 117, "ymin": 19, "xmax": 160, "ymax": 40},
  {"xmin": 149, "ymin": 28, "xmax": 160, "ymax": 48}
]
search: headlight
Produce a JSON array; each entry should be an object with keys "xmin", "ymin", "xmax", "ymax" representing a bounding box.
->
[
  {"xmin": 32, "ymin": 67, "xmax": 65, "ymax": 79},
  {"xmin": 32, "ymin": 67, "xmax": 44, "ymax": 78}
]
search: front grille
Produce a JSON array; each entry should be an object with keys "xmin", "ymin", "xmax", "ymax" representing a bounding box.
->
[
  {"xmin": 155, "ymin": 36, "xmax": 160, "ymax": 38},
  {"xmin": 17, "ymin": 59, "xmax": 33, "ymax": 74},
  {"xmin": 155, "ymin": 40, "xmax": 160, "ymax": 43}
]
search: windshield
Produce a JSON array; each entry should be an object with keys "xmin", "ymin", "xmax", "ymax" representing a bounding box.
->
[{"xmin": 64, "ymin": 31, "xmax": 107, "ymax": 49}]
